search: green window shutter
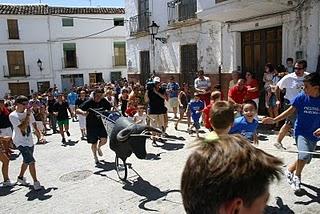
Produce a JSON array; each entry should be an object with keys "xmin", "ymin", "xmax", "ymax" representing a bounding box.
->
[
  {"xmin": 63, "ymin": 43, "xmax": 76, "ymax": 51},
  {"xmin": 62, "ymin": 18, "xmax": 74, "ymax": 27},
  {"xmin": 114, "ymin": 18, "xmax": 124, "ymax": 26}
]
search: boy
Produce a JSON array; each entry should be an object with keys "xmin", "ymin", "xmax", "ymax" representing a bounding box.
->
[
  {"xmin": 9, "ymin": 96, "xmax": 43, "ymax": 190},
  {"xmin": 133, "ymin": 105, "xmax": 147, "ymax": 125},
  {"xmin": 202, "ymin": 91, "xmax": 221, "ymax": 131},
  {"xmin": 181, "ymin": 134, "xmax": 282, "ymax": 213},
  {"xmin": 209, "ymin": 101, "xmax": 235, "ymax": 135},
  {"xmin": 187, "ymin": 92, "xmax": 205, "ymax": 138},
  {"xmin": 229, "ymin": 99, "xmax": 259, "ymax": 144},
  {"xmin": 263, "ymin": 72, "xmax": 320, "ymax": 192}
]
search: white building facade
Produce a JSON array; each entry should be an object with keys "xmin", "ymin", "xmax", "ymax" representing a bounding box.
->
[
  {"xmin": 125, "ymin": 0, "xmax": 320, "ymax": 104},
  {"xmin": 0, "ymin": 4, "xmax": 126, "ymax": 97}
]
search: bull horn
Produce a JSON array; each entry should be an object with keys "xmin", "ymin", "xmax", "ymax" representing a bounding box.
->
[
  {"xmin": 117, "ymin": 127, "xmax": 133, "ymax": 142},
  {"xmin": 144, "ymin": 126, "xmax": 162, "ymax": 134}
]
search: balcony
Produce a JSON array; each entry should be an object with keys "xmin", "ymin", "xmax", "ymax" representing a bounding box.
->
[
  {"xmin": 3, "ymin": 65, "xmax": 30, "ymax": 78},
  {"xmin": 168, "ymin": 0, "xmax": 198, "ymax": 25},
  {"xmin": 62, "ymin": 57, "xmax": 78, "ymax": 69},
  {"xmin": 129, "ymin": 11, "xmax": 151, "ymax": 36},
  {"xmin": 113, "ymin": 55, "xmax": 126, "ymax": 67},
  {"xmin": 197, "ymin": 0, "xmax": 298, "ymax": 22}
]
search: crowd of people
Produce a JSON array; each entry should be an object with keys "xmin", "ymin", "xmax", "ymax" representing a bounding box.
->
[{"xmin": 0, "ymin": 59, "xmax": 319, "ymax": 213}]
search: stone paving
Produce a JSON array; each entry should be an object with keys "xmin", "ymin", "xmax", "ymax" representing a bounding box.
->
[{"xmin": 0, "ymin": 115, "xmax": 319, "ymax": 214}]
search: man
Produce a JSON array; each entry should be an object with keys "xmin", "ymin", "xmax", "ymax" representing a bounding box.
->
[
  {"xmin": 67, "ymin": 87, "xmax": 78, "ymax": 122},
  {"xmin": 181, "ymin": 134, "xmax": 282, "ymax": 213},
  {"xmin": 9, "ymin": 96, "xmax": 43, "ymax": 190},
  {"xmin": 47, "ymin": 93, "xmax": 57, "ymax": 134},
  {"xmin": 274, "ymin": 59, "xmax": 309, "ymax": 149},
  {"xmin": 194, "ymin": 70, "xmax": 211, "ymax": 106},
  {"xmin": 228, "ymin": 78, "xmax": 248, "ymax": 106},
  {"xmin": 167, "ymin": 76, "xmax": 180, "ymax": 119},
  {"xmin": 75, "ymin": 91, "xmax": 88, "ymax": 140},
  {"xmin": 77, "ymin": 88, "xmax": 111, "ymax": 164},
  {"xmin": 53, "ymin": 94, "xmax": 73, "ymax": 143},
  {"xmin": 286, "ymin": 57, "xmax": 294, "ymax": 74}
]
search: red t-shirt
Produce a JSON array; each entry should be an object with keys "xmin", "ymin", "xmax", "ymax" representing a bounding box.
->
[
  {"xmin": 228, "ymin": 86, "xmax": 247, "ymax": 104},
  {"xmin": 202, "ymin": 103, "xmax": 213, "ymax": 129},
  {"xmin": 125, "ymin": 107, "xmax": 137, "ymax": 117},
  {"xmin": 245, "ymin": 79, "xmax": 259, "ymax": 100}
]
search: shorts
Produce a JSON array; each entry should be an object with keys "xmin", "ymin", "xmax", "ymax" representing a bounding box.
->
[
  {"xmin": 283, "ymin": 99, "xmax": 296, "ymax": 125},
  {"xmin": 0, "ymin": 127, "xmax": 13, "ymax": 137},
  {"xmin": 57, "ymin": 119, "xmax": 69, "ymax": 126},
  {"xmin": 296, "ymin": 135, "xmax": 317, "ymax": 164},
  {"xmin": 17, "ymin": 146, "xmax": 35, "ymax": 165},
  {"xmin": 149, "ymin": 114, "xmax": 166, "ymax": 130},
  {"xmin": 87, "ymin": 127, "xmax": 108, "ymax": 144},
  {"xmin": 77, "ymin": 114, "xmax": 86, "ymax": 129},
  {"xmin": 169, "ymin": 97, "xmax": 179, "ymax": 108}
]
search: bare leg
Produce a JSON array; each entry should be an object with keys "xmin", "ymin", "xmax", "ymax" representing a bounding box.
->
[
  {"xmin": 288, "ymin": 161, "xmax": 297, "ymax": 173},
  {"xmin": 173, "ymin": 107, "xmax": 178, "ymax": 118},
  {"xmin": 294, "ymin": 160, "xmax": 306, "ymax": 177},
  {"xmin": 18, "ymin": 163, "xmax": 28, "ymax": 178},
  {"xmin": 59, "ymin": 125, "xmax": 65, "ymax": 139},
  {"xmin": 91, "ymin": 143, "xmax": 98, "ymax": 159},
  {"xmin": 29, "ymin": 163, "xmax": 38, "ymax": 182},
  {"xmin": 0, "ymin": 154, "xmax": 9, "ymax": 181},
  {"xmin": 277, "ymin": 123, "xmax": 291, "ymax": 144}
]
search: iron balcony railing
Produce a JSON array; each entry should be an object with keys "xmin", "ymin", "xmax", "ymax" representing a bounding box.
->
[
  {"xmin": 129, "ymin": 11, "xmax": 151, "ymax": 36},
  {"xmin": 3, "ymin": 64, "xmax": 30, "ymax": 77},
  {"xmin": 167, "ymin": 0, "xmax": 197, "ymax": 24}
]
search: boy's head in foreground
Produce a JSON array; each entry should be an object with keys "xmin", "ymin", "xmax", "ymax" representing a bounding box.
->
[
  {"xmin": 210, "ymin": 101, "xmax": 234, "ymax": 135},
  {"xmin": 181, "ymin": 134, "xmax": 282, "ymax": 214},
  {"xmin": 242, "ymin": 99, "xmax": 257, "ymax": 123}
]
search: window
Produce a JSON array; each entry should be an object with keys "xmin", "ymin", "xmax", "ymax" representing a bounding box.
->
[
  {"xmin": 7, "ymin": 19, "xmax": 19, "ymax": 39},
  {"xmin": 62, "ymin": 18, "xmax": 74, "ymax": 27},
  {"xmin": 37, "ymin": 81, "xmax": 50, "ymax": 93},
  {"xmin": 63, "ymin": 43, "xmax": 77, "ymax": 68},
  {"xmin": 114, "ymin": 18, "xmax": 124, "ymax": 26},
  {"xmin": 8, "ymin": 83, "xmax": 30, "ymax": 96},
  {"xmin": 7, "ymin": 51, "xmax": 26, "ymax": 77},
  {"xmin": 114, "ymin": 42, "xmax": 126, "ymax": 66}
]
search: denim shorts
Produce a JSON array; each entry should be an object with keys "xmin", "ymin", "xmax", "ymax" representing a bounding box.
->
[
  {"xmin": 17, "ymin": 146, "xmax": 35, "ymax": 165},
  {"xmin": 296, "ymin": 135, "xmax": 317, "ymax": 164},
  {"xmin": 283, "ymin": 99, "xmax": 296, "ymax": 125}
]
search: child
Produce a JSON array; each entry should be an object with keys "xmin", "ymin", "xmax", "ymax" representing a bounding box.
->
[
  {"xmin": 133, "ymin": 105, "xmax": 147, "ymax": 125},
  {"xmin": 263, "ymin": 63, "xmax": 275, "ymax": 108},
  {"xmin": 209, "ymin": 101, "xmax": 235, "ymax": 136},
  {"xmin": 187, "ymin": 92, "xmax": 205, "ymax": 138},
  {"xmin": 263, "ymin": 72, "xmax": 320, "ymax": 192},
  {"xmin": 125, "ymin": 101, "xmax": 137, "ymax": 118},
  {"xmin": 119, "ymin": 89, "xmax": 129, "ymax": 116},
  {"xmin": 203, "ymin": 91, "xmax": 221, "ymax": 131},
  {"xmin": 229, "ymin": 99, "xmax": 259, "ymax": 144}
]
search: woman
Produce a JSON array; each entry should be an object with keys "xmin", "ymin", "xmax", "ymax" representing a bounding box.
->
[
  {"xmin": 175, "ymin": 83, "xmax": 191, "ymax": 130},
  {"xmin": 245, "ymin": 71, "xmax": 259, "ymax": 108},
  {"xmin": 229, "ymin": 70, "xmax": 241, "ymax": 90}
]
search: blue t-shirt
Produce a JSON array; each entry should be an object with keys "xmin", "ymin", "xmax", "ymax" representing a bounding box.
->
[
  {"xmin": 291, "ymin": 92, "xmax": 320, "ymax": 142},
  {"xmin": 188, "ymin": 99, "xmax": 204, "ymax": 121},
  {"xmin": 229, "ymin": 116, "xmax": 258, "ymax": 141},
  {"xmin": 67, "ymin": 92, "xmax": 78, "ymax": 105},
  {"xmin": 167, "ymin": 82, "xmax": 180, "ymax": 98}
]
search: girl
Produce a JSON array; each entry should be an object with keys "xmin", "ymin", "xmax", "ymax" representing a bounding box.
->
[
  {"xmin": 119, "ymin": 89, "xmax": 129, "ymax": 116},
  {"xmin": 263, "ymin": 63, "xmax": 275, "ymax": 109},
  {"xmin": 175, "ymin": 83, "xmax": 191, "ymax": 130}
]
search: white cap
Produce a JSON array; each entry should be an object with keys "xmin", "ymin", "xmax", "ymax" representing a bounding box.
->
[{"xmin": 153, "ymin": 76, "xmax": 161, "ymax": 83}]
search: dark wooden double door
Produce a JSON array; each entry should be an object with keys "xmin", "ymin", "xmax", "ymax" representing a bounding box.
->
[{"xmin": 242, "ymin": 26, "xmax": 282, "ymax": 113}]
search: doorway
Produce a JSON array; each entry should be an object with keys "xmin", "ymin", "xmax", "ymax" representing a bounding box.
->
[
  {"xmin": 8, "ymin": 82, "xmax": 30, "ymax": 96},
  {"xmin": 61, "ymin": 74, "xmax": 84, "ymax": 92},
  {"xmin": 140, "ymin": 51, "xmax": 150, "ymax": 84},
  {"xmin": 181, "ymin": 44, "xmax": 198, "ymax": 89}
]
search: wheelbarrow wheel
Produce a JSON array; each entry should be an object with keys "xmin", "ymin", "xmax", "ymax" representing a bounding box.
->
[{"xmin": 115, "ymin": 155, "xmax": 127, "ymax": 181}]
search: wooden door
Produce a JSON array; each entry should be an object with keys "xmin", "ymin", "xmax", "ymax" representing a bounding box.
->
[
  {"xmin": 37, "ymin": 81, "xmax": 50, "ymax": 93},
  {"xmin": 140, "ymin": 51, "xmax": 150, "ymax": 84},
  {"xmin": 9, "ymin": 82, "xmax": 30, "ymax": 96},
  {"xmin": 181, "ymin": 44, "xmax": 197, "ymax": 88},
  {"xmin": 241, "ymin": 26, "xmax": 282, "ymax": 113},
  {"xmin": 7, "ymin": 51, "xmax": 25, "ymax": 76}
]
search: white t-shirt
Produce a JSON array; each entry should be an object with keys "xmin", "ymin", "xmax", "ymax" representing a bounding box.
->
[
  {"xmin": 9, "ymin": 110, "xmax": 35, "ymax": 147},
  {"xmin": 133, "ymin": 113, "xmax": 147, "ymax": 125},
  {"xmin": 276, "ymin": 72, "xmax": 308, "ymax": 101},
  {"xmin": 194, "ymin": 76, "xmax": 211, "ymax": 90}
]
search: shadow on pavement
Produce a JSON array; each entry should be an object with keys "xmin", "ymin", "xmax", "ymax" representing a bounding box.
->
[
  {"xmin": 94, "ymin": 160, "xmax": 115, "ymax": 177},
  {"xmin": 160, "ymin": 142, "xmax": 184, "ymax": 151},
  {"xmin": 294, "ymin": 183, "xmax": 320, "ymax": 205},
  {"xmin": 258, "ymin": 134, "xmax": 269, "ymax": 141},
  {"xmin": 145, "ymin": 153, "xmax": 162, "ymax": 160},
  {"xmin": 25, "ymin": 187, "xmax": 58, "ymax": 201},
  {"xmin": 61, "ymin": 140, "xmax": 79, "ymax": 147},
  {"xmin": 122, "ymin": 177, "xmax": 180, "ymax": 212},
  {"xmin": 265, "ymin": 197, "xmax": 294, "ymax": 213},
  {"xmin": 0, "ymin": 186, "xmax": 21, "ymax": 196}
]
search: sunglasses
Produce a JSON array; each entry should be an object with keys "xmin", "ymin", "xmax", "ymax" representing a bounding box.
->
[{"xmin": 294, "ymin": 67, "xmax": 304, "ymax": 71}]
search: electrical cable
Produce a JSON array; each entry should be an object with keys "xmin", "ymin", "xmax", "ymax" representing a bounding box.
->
[{"xmin": 50, "ymin": 13, "xmax": 128, "ymax": 22}]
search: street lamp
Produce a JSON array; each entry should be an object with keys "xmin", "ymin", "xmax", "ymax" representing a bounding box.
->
[
  {"xmin": 37, "ymin": 59, "xmax": 43, "ymax": 71},
  {"xmin": 148, "ymin": 21, "xmax": 167, "ymax": 76}
]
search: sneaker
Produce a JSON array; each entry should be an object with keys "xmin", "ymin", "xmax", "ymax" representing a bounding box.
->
[
  {"xmin": 291, "ymin": 175, "xmax": 301, "ymax": 192},
  {"xmin": 3, "ymin": 179, "xmax": 15, "ymax": 187},
  {"xmin": 97, "ymin": 147, "xmax": 103, "ymax": 156},
  {"xmin": 273, "ymin": 142, "xmax": 286, "ymax": 150},
  {"xmin": 17, "ymin": 177, "xmax": 28, "ymax": 186},
  {"xmin": 33, "ymin": 181, "xmax": 42, "ymax": 190},
  {"xmin": 62, "ymin": 138, "xmax": 66, "ymax": 143},
  {"xmin": 94, "ymin": 156, "xmax": 99, "ymax": 164},
  {"xmin": 285, "ymin": 169, "xmax": 293, "ymax": 185},
  {"xmin": 66, "ymin": 131, "xmax": 70, "ymax": 137}
]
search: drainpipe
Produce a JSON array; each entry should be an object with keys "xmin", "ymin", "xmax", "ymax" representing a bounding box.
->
[
  {"xmin": 219, "ymin": 23, "xmax": 224, "ymax": 90},
  {"xmin": 47, "ymin": 15, "xmax": 55, "ymax": 88}
]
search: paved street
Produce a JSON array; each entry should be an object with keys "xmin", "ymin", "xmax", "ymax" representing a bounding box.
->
[{"xmin": 1, "ymin": 114, "xmax": 319, "ymax": 214}]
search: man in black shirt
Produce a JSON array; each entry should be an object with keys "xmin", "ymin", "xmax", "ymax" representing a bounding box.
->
[
  {"xmin": 53, "ymin": 94, "xmax": 73, "ymax": 143},
  {"xmin": 77, "ymin": 88, "xmax": 111, "ymax": 164},
  {"xmin": 47, "ymin": 93, "xmax": 57, "ymax": 134}
]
